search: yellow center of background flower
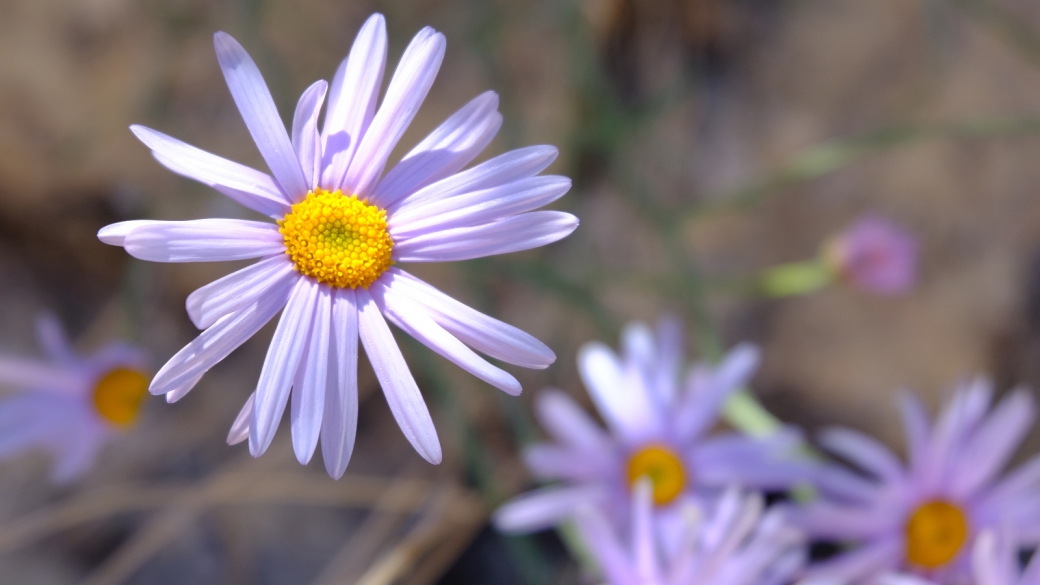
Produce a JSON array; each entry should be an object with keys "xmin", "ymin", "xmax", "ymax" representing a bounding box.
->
[
  {"xmin": 93, "ymin": 367, "xmax": 149, "ymax": 427},
  {"xmin": 905, "ymin": 500, "xmax": 969, "ymax": 569},
  {"xmin": 626, "ymin": 444, "xmax": 687, "ymax": 505},
  {"xmin": 279, "ymin": 189, "xmax": 394, "ymax": 289}
]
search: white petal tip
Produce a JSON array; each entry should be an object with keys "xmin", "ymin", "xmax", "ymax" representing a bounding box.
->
[{"xmin": 97, "ymin": 223, "xmax": 136, "ymax": 246}]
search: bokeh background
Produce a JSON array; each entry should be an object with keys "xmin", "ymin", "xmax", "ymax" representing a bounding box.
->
[{"xmin": 3, "ymin": 0, "xmax": 1040, "ymax": 582}]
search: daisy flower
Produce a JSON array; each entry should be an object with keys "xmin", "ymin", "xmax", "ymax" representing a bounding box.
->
[
  {"xmin": 823, "ymin": 214, "xmax": 918, "ymax": 296},
  {"xmin": 0, "ymin": 315, "xmax": 149, "ymax": 482},
  {"xmin": 98, "ymin": 14, "xmax": 577, "ymax": 477},
  {"xmin": 493, "ymin": 319, "xmax": 813, "ymax": 536},
  {"xmin": 796, "ymin": 378, "xmax": 1040, "ymax": 583},
  {"xmin": 577, "ymin": 478, "xmax": 805, "ymax": 585}
]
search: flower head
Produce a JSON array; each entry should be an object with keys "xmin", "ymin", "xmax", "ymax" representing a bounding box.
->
[
  {"xmin": 824, "ymin": 214, "xmax": 918, "ymax": 296},
  {"xmin": 0, "ymin": 315, "xmax": 149, "ymax": 482},
  {"xmin": 98, "ymin": 14, "xmax": 577, "ymax": 477},
  {"xmin": 797, "ymin": 379, "xmax": 1040, "ymax": 583},
  {"xmin": 577, "ymin": 479, "xmax": 805, "ymax": 585},
  {"xmin": 493, "ymin": 319, "xmax": 812, "ymax": 536}
]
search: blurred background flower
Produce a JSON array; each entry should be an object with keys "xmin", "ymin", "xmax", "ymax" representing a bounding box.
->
[{"xmin": 3, "ymin": 0, "xmax": 1040, "ymax": 583}]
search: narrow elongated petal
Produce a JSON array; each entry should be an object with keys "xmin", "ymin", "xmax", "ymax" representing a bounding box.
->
[
  {"xmin": 899, "ymin": 391, "xmax": 930, "ymax": 477},
  {"xmin": 522, "ymin": 444, "xmax": 613, "ymax": 481},
  {"xmin": 389, "ymin": 176, "xmax": 571, "ymax": 238},
  {"xmin": 123, "ymin": 219, "xmax": 284, "ymax": 263},
  {"xmin": 186, "ymin": 256, "xmax": 294, "ymax": 330},
  {"xmin": 393, "ymin": 211, "xmax": 578, "ymax": 263},
  {"xmin": 131, "ymin": 125, "xmax": 291, "ymax": 217},
  {"xmin": 371, "ymin": 91, "xmax": 501, "ymax": 208},
  {"xmin": 250, "ymin": 278, "xmax": 318, "ymax": 456},
  {"xmin": 150, "ymin": 275, "xmax": 294, "ymax": 395},
  {"xmin": 952, "ymin": 388, "xmax": 1036, "ymax": 497},
  {"xmin": 385, "ymin": 268, "xmax": 554, "ymax": 368},
  {"xmin": 0, "ymin": 357, "xmax": 81, "ymax": 391},
  {"xmin": 214, "ymin": 32, "xmax": 308, "ymax": 198},
  {"xmin": 164, "ymin": 373, "xmax": 205, "ymax": 404},
  {"xmin": 578, "ymin": 342, "xmax": 660, "ymax": 443},
  {"xmin": 321, "ymin": 14, "xmax": 387, "ymax": 190},
  {"xmin": 632, "ymin": 479, "xmax": 662, "ymax": 585},
  {"xmin": 321, "ymin": 288, "xmax": 359, "ymax": 479},
  {"xmin": 98, "ymin": 220, "xmax": 165, "ymax": 246},
  {"xmin": 574, "ymin": 502, "xmax": 640, "ymax": 585},
  {"xmin": 389, "ymin": 145, "xmax": 558, "ymax": 214},
  {"xmin": 493, "ymin": 484, "xmax": 608, "ymax": 533},
  {"xmin": 372, "ymin": 282, "xmax": 521, "ymax": 395},
  {"xmin": 675, "ymin": 343, "xmax": 760, "ymax": 442},
  {"xmin": 342, "ymin": 29, "xmax": 445, "ymax": 197},
  {"xmin": 820, "ymin": 427, "xmax": 904, "ymax": 481},
  {"xmin": 227, "ymin": 393, "xmax": 255, "ymax": 445},
  {"xmin": 290, "ymin": 285, "xmax": 331, "ymax": 464},
  {"xmin": 357, "ymin": 288, "xmax": 441, "ymax": 464},
  {"xmin": 534, "ymin": 389, "xmax": 611, "ymax": 448},
  {"xmin": 290, "ymin": 80, "xmax": 328, "ymax": 192}
]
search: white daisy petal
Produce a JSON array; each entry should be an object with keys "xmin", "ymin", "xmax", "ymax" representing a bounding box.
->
[
  {"xmin": 321, "ymin": 14, "xmax": 387, "ymax": 190},
  {"xmin": 290, "ymin": 285, "xmax": 331, "ymax": 464},
  {"xmin": 372, "ymin": 281, "xmax": 521, "ymax": 395},
  {"xmin": 98, "ymin": 220, "xmax": 164, "ymax": 247},
  {"xmin": 227, "ymin": 392, "xmax": 255, "ymax": 445},
  {"xmin": 342, "ymin": 28, "xmax": 445, "ymax": 197},
  {"xmin": 392, "ymin": 211, "xmax": 578, "ymax": 263},
  {"xmin": 385, "ymin": 268, "xmax": 554, "ymax": 368},
  {"xmin": 321, "ymin": 288, "xmax": 360, "ymax": 479},
  {"xmin": 388, "ymin": 175, "xmax": 571, "ymax": 237},
  {"xmin": 164, "ymin": 373, "xmax": 205, "ymax": 404},
  {"xmin": 389, "ymin": 145, "xmax": 558, "ymax": 214},
  {"xmin": 356, "ymin": 288, "xmax": 441, "ymax": 464},
  {"xmin": 130, "ymin": 125, "xmax": 291, "ymax": 217},
  {"xmin": 186, "ymin": 255, "xmax": 295, "ymax": 330},
  {"xmin": 123, "ymin": 219, "xmax": 284, "ymax": 263},
  {"xmin": 213, "ymin": 32, "xmax": 308, "ymax": 198},
  {"xmin": 250, "ymin": 277, "xmax": 319, "ymax": 457},
  {"xmin": 149, "ymin": 276, "xmax": 294, "ymax": 396},
  {"xmin": 290, "ymin": 80, "xmax": 328, "ymax": 192},
  {"xmin": 370, "ymin": 91, "xmax": 501, "ymax": 208},
  {"xmin": 577, "ymin": 341, "xmax": 659, "ymax": 443}
]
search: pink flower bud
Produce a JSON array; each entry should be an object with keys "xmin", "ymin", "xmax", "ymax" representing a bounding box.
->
[{"xmin": 825, "ymin": 214, "xmax": 918, "ymax": 295}]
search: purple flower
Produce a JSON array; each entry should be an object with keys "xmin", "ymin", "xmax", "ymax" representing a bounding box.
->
[
  {"xmin": 97, "ymin": 15, "xmax": 577, "ymax": 477},
  {"xmin": 0, "ymin": 315, "xmax": 149, "ymax": 482},
  {"xmin": 824, "ymin": 214, "xmax": 918, "ymax": 296},
  {"xmin": 796, "ymin": 379, "xmax": 1040, "ymax": 583},
  {"xmin": 576, "ymin": 479, "xmax": 805, "ymax": 585},
  {"xmin": 493, "ymin": 319, "xmax": 813, "ymax": 538}
]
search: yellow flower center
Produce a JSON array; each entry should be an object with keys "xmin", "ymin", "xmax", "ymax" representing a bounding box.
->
[
  {"xmin": 92, "ymin": 367, "xmax": 149, "ymax": 427},
  {"xmin": 626, "ymin": 444, "xmax": 687, "ymax": 505},
  {"xmin": 279, "ymin": 189, "xmax": 394, "ymax": 289},
  {"xmin": 905, "ymin": 500, "xmax": 969, "ymax": 569}
]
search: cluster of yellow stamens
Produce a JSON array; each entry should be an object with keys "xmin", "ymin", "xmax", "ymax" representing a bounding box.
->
[
  {"xmin": 904, "ymin": 500, "xmax": 969, "ymax": 569},
  {"xmin": 279, "ymin": 189, "xmax": 394, "ymax": 289},
  {"xmin": 626, "ymin": 444, "xmax": 687, "ymax": 505},
  {"xmin": 92, "ymin": 367, "xmax": 149, "ymax": 427}
]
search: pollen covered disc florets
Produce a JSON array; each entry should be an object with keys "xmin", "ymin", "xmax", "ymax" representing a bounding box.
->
[
  {"xmin": 626, "ymin": 444, "xmax": 687, "ymax": 506},
  {"xmin": 279, "ymin": 189, "xmax": 394, "ymax": 289}
]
